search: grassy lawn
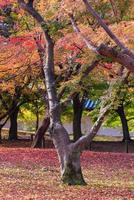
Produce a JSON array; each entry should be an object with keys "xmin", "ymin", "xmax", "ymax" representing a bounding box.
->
[{"xmin": 0, "ymin": 148, "xmax": 134, "ymax": 200}]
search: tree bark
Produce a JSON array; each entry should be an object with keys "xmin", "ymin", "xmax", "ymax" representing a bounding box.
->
[
  {"xmin": 35, "ymin": 105, "xmax": 39, "ymax": 131},
  {"xmin": 73, "ymin": 94, "xmax": 83, "ymax": 141},
  {"xmin": 61, "ymin": 147, "xmax": 86, "ymax": 185},
  {"xmin": 51, "ymin": 124, "xmax": 86, "ymax": 185},
  {"xmin": 0, "ymin": 125, "xmax": 2, "ymax": 143},
  {"xmin": 116, "ymin": 104, "xmax": 131, "ymax": 141},
  {"xmin": 8, "ymin": 106, "xmax": 19, "ymax": 140},
  {"xmin": 32, "ymin": 117, "xmax": 50, "ymax": 148},
  {"xmin": 43, "ymin": 29, "xmax": 85, "ymax": 185}
]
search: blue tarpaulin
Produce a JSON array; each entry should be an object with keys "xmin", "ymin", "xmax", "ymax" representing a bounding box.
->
[{"xmin": 83, "ymin": 99, "xmax": 98, "ymax": 110}]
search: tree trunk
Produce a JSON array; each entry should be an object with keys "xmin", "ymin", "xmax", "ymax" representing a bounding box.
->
[
  {"xmin": 0, "ymin": 126, "xmax": 2, "ymax": 143},
  {"xmin": 51, "ymin": 124, "xmax": 86, "ymax": 185},
  {"xmin": 73, "ymin": 94, "xmax": 83, "ymax": 141},
  {"xmin": 61, "ymin": 149, "xmax": 86, "ymax": 185},
  {"xmin": 8, "ymin": 107, "xmax": 19, "ymax": 140},
  {"xmin": 42, "ymin": 26, "xmax": 86, "ymax": 184},
  {"xmin": 43, "ymin": 32, "xmax": 85, "ymax": 184},
  {"xmin": 116, "ymin": 104, "xmax": 131, "ymax": 141},
  {"xmin": 35, "ymin": 107, "xmax": 39, "ymax": 131},
  {"xmin": 32, "ymin": 117, "xmax": 50, "ymax": 148}
]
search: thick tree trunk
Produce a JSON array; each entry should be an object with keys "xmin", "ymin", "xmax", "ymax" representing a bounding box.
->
[
  {"xmin": 32, "ymin": 117, "xmax": 50, "ymax": 148},
  {"xmin": 51, "ymin": 124, "xmax": 86, "ymax": 185},
  {"xmin": 73, "ymin": 94, "xmax": 83, "ymax": 141},
  {"xmin": 8, "ymin": 107, "xmax": 19, "ymax": 140},
  {"xmin": 116, "ymin": 104, "xmax": 131, "ymax": 141},
  {"xmin": 61, "ymin": 149, "xmax": 86, "ymax": 185}
]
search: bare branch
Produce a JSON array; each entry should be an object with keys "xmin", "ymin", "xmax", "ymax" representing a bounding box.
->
[{"xmin": 70, "ymin": 14, "xmax": 97, "ymax": 53}]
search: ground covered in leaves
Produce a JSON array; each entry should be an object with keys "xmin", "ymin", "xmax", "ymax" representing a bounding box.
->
[{"xmin": 0, "ymin": 148, "xmax": 134, "ymax": 200}]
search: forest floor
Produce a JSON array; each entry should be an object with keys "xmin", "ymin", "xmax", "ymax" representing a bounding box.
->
[
  {"xmin": 1, "ymin": 137, "xmax": 134, "ymax": 153},
  {"xmin": 0, "ymin": 147, "xmax": 134, "ymax": 200}
]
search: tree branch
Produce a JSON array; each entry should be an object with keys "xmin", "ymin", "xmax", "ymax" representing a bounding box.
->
[
  {"xmin": 18, "ymin": 0, "xmax": 51, "ymax": 43},
  {"xmin": 0, "ymin": 94, "xmax": 9, "ymax": 110},
  {"xmin": 98, "ymin": 44, "xmax": 134, "ymax": 72},
  {"xmin": 70, "ymin": 14, "xmax": 97, "ymax": 53},
  {"xmin": 27, "ymin": 0, "xmax": 34, "ymax": 7},
  {"xmin": 82, "ymin": 0, "xmax": 134, "ymax": 59},
  {"xmin": 72, "ymin": 104, "xmax": 110, "ymax": 151},
  {"xmin": 70, "ymin": 15, "xmax": 134, "ymax": 72},
  {"xmin": 72, "ymin": 70, "xmax": 130, "ymax": 151},
  {"xmin": 127, "ymin": 117, "xmax": 134, "ymax": 122}
]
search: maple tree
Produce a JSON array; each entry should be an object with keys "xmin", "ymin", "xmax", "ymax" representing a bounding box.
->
[
  {"xmin": 0, "ymin": 0, "xmax": 134, "ymax": 185},
  {"xmin": 15, "ymin": 0, "xmax": 134, "ymax": 185},
  {"xmin": 0, "ymin": 31, "xmax": 45, "ymax": 140}
]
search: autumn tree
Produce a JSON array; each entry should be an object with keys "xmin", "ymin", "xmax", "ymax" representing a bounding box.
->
[{"xmin": 15, "ymin": 0, "xmax": 134, "ymax": 185}]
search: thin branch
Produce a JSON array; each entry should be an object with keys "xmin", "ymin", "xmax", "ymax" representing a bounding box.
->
[
  {"xmin": 80, "ymin": 60, "xmax": 99, "ymax": 80},
  {"xmin": 0, "ymin": 115, "xmax": 10, "ymax": 128},
  {"xmin": 109, "ymin": 0, "xmax": 120, "ymax": 22},
  {"xmin": 70, "ymin": 14, "xmax": 97, "ymax": 53},
  {"xmin": 60, "ymin": 60, "xmax": 99, "ymax": 106},
  {"xmin": 127, "ymin": 117, "xmax": 134, "ymax": 122},
  {"xmin": 0, "ymin": 112, "xmax": 9, "ymax": 121}
]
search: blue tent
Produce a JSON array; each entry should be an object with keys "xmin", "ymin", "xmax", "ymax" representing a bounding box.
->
[{"xmin": 83, "ymin": 99, "xmax": 98, "ymax": 110}]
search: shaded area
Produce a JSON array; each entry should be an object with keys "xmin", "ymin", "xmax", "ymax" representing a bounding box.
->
[{"xmin": 0, "ymin": 138, "xmax": 134, "ymax": 153}]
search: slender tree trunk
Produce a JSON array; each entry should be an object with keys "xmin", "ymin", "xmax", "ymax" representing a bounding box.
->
[
  {"xmin": 116, "ymin": 104, "xmax": 131, "ymax": 141},
  {"xmin": 32, "ymin": 117, "xmax": 50, "ymax": 148},
  {"xmin": 8, "ymin": 107, "xmax": 19, "ymax": 140},
  {"xmin": 35, "ymin": 108, "xmax": 39, "ymax": 131},
  {"xmin": 0, "ymin": 125, "xmax": 2, "ymax": 143},
  {"xmin": 73, "ymin": 94, "xmax": 83, "ymax": 141}
]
